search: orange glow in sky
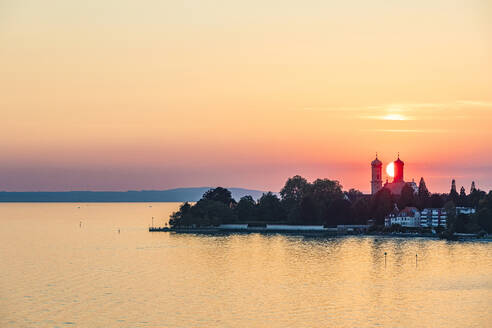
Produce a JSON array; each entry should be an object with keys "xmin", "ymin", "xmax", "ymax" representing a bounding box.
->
[{"xmin": 0, "ymin": 1, "xmax": 491, "ymax": 193}]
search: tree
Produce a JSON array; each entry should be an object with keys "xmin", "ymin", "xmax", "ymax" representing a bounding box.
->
[
  {"xmin": 202, "ymin": 187, "xmax": 234, "ymax": 206},
  {"xmin": 191, "ymin": 199, "xmax": 236, "ymax": 226},
  {"xmin": 345, "ymin": 188, "xmax": 364, "ymax": 203},
  {"xmin": 470, "ymin": 181, "xmax": 477, "ymax": 194},
  {"xmin": 280, "ymin": 175, "xmax": 310, "ymax": 223},
  {"xmin": 370, "ymin": 188, "xmax": 394, "ymax": 225},
  {"xmin": 235, "ymin": 196, "xmax": 257, "ymax": 221},
  {"xmin": 169, "ymin": 202, "xmax": 192, "ymax": 227},
  {"xmin": 299, "ymin": 195, "xmax": 318, "ymax": 224},
  {"xmin": 443, "ymin": 201, "xmax": 456, "ymax": 231},
  {"xmin": 458, "ymin": 186, "xmax": 468, "ymax": 207},
  {"xmin": 311, "ymin": 178, "xmax": 345, "ymax": 223},
  {"xmin": 280, "ymin": 175, "xmax": 310, "ymax": 205},
  {"xmin": 257, "ymin": 192, "xmax": 285, "ymax": 222},
  {"xmin": 475, "ymin": 191, "xmax": 492, "ymax": 232},
  {"xmin": 351, "ymin": 196, "xmax": 371, "ymax": 224},
  {"xmin": 417, "ymin": 177, "xmax": 430, "ymax": 209},
  {"xmin": 469, "ymin": 189, "xmax": 486, "ymax": 209},
  {"xmin": 430, "ymin": 193, "xmax": 445, "ymax": 208},
  {"xmin": 325, "ymin": 198, "xmax": 352, "ymax": 226},
  {"xmin": 398, "ymin": 183, "xmax": 417, "ymax": 209},
  {"xmin": 448, "ymin": 179, "xmax": 459, "ymax": 205}
]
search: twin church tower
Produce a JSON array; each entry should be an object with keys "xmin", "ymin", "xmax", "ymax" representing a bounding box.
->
[{"xmin": 371, "ymin": 154, "xmax": 408, "ymax": 195}]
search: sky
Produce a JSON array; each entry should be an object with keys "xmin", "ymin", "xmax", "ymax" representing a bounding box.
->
[{"xmin": 1, "ymin": 0, "xmax": 491, "ymax": 193}]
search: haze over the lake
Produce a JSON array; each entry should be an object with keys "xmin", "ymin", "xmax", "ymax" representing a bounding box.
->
[{"xmin": 1, "ymin": 0, "xmax": 491, "ymax": 192}]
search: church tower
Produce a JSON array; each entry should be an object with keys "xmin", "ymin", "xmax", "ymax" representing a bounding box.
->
[
  {"xmin": 393, "ymin": 153, "xmax": 404, "ymax": 183},
  {"xmin": 371, "ymin": 154, "xmax": 383, "ymax": 194}
]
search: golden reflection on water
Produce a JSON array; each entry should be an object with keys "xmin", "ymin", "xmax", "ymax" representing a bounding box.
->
[{"xmin": 0, "ymin": 203, "xmax": 491, "ymax": 328}]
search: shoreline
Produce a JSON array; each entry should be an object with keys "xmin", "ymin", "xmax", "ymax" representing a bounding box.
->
[{"xmin": 149, "ymin": 226, "xmax": 490, "ymax": 241}]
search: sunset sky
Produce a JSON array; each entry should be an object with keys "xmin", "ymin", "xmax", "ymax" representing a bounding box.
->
[{"xmin": 1, "ymin": 0, "xmax": 491, "ymax": 193}]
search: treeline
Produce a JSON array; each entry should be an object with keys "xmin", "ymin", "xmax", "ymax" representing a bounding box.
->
[{"xmin": 169, "ymin": 175, "xmax": 492, "ymax": 232}]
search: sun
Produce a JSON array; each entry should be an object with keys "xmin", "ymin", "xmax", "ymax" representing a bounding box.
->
[
  {"xmin": 383, "ymin": 113, "xmax": 406, "ymax": 121},
  {"xmin": 386, "ymin": 162, "xmax": 395, "ymax": 177}
]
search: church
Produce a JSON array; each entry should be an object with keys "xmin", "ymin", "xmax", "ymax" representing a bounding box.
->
[{"xmin": 371, "ymin": 154, "xmax": 417, "ymax": 195}]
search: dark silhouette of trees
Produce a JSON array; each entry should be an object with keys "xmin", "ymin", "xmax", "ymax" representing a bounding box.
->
[
  {"xmin": 203, "ymin": 187, "xmax": 235, "ymax": 206},
  {"xmin": 469, "ymin": 188, "xmax": 486, "ymax": 209},
  {"xmin": 458, "ymin": 186, "xmax": 468, "ymax": 206},
  {"xmin": 475, "ymin": 191, "xmax": 492, "ymax": 232},
  {"xmin": 398, "ymin": 183, "xmax": 417, "ymax": 209},
  {"xmin": 370, "ymin": 188, "xmax": 393, "ymax": 225},
  {"xmin": 430, "ymin": 193, "xmax": 445, "ymax": 208},
  {"xmin": 280, "ymin": 175, "xmax": 310, "ymax": 223},
  {"xmin": 257, "ymin": 192, "xmax": 285, "ymax": 222},
  {"xmin": 168, "ymin": 176, "xmax": 492, "ymax": 232},
  {"xmin": 345, "ymin": 188, "xmax": 364, "ymax": 202},
  {"xmin": 299, "ymin": 195, "xmax": 318, "ymax": 224},
  {"xmin": 417, "ymin": 177, "xmax": 430, "ymax": 209},
  {"xmin": 235, "ymin": 196, "xmax": 257, "ymax": 221},
  {"xmin": 311, "ymin": 178, "xmax": 344, "ymax": 224},
  {"xmin": 449, "ymin": 179, "xmax": 459, "ymax": 205},
  {"xmin": 325, "ymin": 198, "xmax": 352, "ymax": 226},
  {"xmin": 169, "ymin": 202, "xmax": 192, "ymax": 227},
  {"xmin": 351, "ymin": 196, "xmax": 371, "ymax": 224}
]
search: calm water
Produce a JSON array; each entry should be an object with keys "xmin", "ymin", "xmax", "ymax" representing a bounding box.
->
[{"xmin": 1, "ymin": 203, "xmax": 491, "ymax": 328}]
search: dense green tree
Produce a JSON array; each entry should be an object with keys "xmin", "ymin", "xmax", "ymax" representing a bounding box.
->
[{"xmin": 235, "ymin": 196, "xmax": 257, "ymax": 221}]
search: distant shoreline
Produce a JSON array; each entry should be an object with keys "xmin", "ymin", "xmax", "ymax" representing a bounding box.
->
[{"xmin": 0, "ymin": 188, "xmax": 270, "ymax": 203}]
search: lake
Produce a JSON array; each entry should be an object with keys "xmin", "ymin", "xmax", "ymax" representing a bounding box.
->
[{"xmin": 1, "ymin": 203, "xmax": 491, "ymax": 327}]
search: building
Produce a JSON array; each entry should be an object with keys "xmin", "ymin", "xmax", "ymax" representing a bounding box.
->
[
  {"xmin": 456, "ymin": 207, "xmax": 476, "ymax": 216},
  {"xmin": 385, "ymin": 207, "xmax": 420, "ymax": 227},
  {"xmin": 371, "ymin": 154, "xmax": 417, "ymax": 195},
  {"xmin": 420, "ymin": 208, "xmax": 447, "ymax": 228},
  {"xmin": 371, "ymin": 155, "xmax": 383, "ymax": 194},
  {"xmin": 383, "ymin": 154, "xmax": 416, "ymax": 195}
]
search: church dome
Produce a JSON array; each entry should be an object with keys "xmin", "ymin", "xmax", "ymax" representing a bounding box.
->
[
  {"xmin": 371, "ymin": 156, "xmax": 382, "ymax": 166},
  {"xmin": 395, "ymin": 156, "xmax": 404, "ymax": 165}
]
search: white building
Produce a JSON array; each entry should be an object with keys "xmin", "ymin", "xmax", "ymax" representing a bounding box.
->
[
  {"xmin": 456, "ymin": 207, "xmax": 476, "ymax": 216},
  {"xmin": 385, "ymin": 207, "xmax": 420, "ymax": 227},
  {"xmin": 420, "ymin": 208, "xmax": 447, "ymax": 228}
]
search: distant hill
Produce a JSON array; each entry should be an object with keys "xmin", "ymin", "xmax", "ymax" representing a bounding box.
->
[{"xmin": 0, "ymin": 187, "xmax": 271, "ymax": 202}]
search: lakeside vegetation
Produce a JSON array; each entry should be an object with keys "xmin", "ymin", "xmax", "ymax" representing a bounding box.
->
[{"xmin": 169, "ymin": 176, "xmax": 492, "ymax": 234}]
